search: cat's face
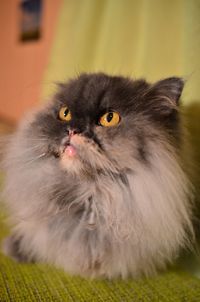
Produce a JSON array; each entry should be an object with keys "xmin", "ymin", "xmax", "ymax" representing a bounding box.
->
[{"xmin": 26, "ymin": 73, "xmax": 184, "ymax": 177}]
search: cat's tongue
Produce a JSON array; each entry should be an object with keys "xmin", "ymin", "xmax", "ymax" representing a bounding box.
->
[{"xmin": 64, "ymin": 145, "xmax": 77, "ymax": 157}]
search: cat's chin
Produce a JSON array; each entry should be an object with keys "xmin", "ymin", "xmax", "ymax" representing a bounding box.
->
[
  {"xmin": 60, "ymin": 147, "xmax": 82, "ymax": 174},
  {"xmin": 59, "ymin": 134, "xmax": 98, "ymax": 176},
  {"xmin": 59, "ymin": 147, "xmax": 101, "ymax": 178},
  {"xmin": 60, "ymin": 145, "xmax": 92, "ymax": 177}
]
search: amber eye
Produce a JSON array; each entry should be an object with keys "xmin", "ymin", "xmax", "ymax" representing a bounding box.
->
[
  {"xmin": 58, "ymin": 106, "xmax": 72, "ymax": 122},
  {"xmin": 99, "ymin": 111, "xmax": 121, "ymax": 127}
]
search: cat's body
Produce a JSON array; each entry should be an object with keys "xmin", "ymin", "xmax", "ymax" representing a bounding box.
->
[{"xmin": 2, "ymin": 73, "xmax": 194, "ymax": 278}]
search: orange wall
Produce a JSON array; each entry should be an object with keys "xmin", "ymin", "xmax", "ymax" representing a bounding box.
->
[{"xmin": 0, "ymin": 0, "xmax": 62, "ymax": 123}]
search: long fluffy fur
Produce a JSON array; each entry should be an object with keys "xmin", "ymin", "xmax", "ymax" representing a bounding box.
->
[{"xmin": 2, "ymin": 73, "xmax": 194, "ymax": 278}]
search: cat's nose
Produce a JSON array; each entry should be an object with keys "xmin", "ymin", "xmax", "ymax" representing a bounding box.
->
[{"xmin": 68, "ymin": 129, "xmax": 79, "ymax": 138}]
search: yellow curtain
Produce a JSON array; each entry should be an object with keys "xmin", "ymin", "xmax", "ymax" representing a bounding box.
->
[{"xmin": 42, "ymin": 0, "xmax": 200, "ymax": 105}]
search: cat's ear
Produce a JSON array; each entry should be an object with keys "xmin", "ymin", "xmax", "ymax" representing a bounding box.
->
[
  {"xmin": 151, "ymin": 77, "xmax": 185, "ymax": 105},
  {"xmin": 143, "ymin": 77, "xmax": 185, "ymax": 117}
]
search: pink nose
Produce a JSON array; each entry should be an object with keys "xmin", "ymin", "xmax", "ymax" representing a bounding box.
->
[{"xmin": 68, "ymin": 130, "xmax": 77, "ymax": 138}]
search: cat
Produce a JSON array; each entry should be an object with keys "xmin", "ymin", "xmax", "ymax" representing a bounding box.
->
[{"xmin": 2, "ymin": 73, "xmax": 195, "ymax": 279}]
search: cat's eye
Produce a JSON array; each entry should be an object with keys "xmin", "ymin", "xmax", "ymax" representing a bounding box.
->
[
  {"xmin": 99, "ymin": 111, "xmax": 121, "ymax": 127},
  {"xmin": 58, "ymin": 106, "xmax": 72, "ymax": 122}
]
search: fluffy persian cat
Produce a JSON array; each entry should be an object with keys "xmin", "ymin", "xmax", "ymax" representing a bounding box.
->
[{"xmin": 2, "ymin": 73, "xmax": 194, "ymax": 279}]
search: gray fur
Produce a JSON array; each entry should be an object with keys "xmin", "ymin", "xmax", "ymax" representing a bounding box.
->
[{"xmin": 1, "ymin": 73, "xmax": 194, "ymax": 278}]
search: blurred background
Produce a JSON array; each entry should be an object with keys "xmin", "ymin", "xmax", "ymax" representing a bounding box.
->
[{"xmin": 0, "ymin": 0, "xmax": 200, "ymax": 132}]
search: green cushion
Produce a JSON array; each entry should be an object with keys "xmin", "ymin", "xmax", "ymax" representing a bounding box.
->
[{"xmin": 1, "ymin": 212, "xmax": 200, "ymax": 301}]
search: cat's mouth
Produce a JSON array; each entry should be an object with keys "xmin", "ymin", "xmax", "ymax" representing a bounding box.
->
[
  {"xmin": 59, "ymin": 134, "xmax": 94, "ymax": 170},
  {"xmin": 63, "ymin": 143, "xmax": 77, "ymax": 157},
  {"xmin": 61, "ymin": 134, "xmax": 88, "ymax": 159},
  {"xmin": 58, "ymin": 134, "xmax": 110, "ymax": 174}
]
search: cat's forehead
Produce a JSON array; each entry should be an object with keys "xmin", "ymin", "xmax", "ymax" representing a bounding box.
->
[{"xmin": 56, "ymin": 73, "xmax": 147, "ymax": 114}]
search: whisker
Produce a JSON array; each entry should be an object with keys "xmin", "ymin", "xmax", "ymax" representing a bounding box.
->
[
  {"xmin": 25, "ymin": 137, "xmax": 50, "ymax": 141},
  {"xmin": 5, "ymin": 152, "xmax": 49, "ymax": 167},
  {"xmin": 24, "ymin": 152, "xmax": 48, "ymax": 164}
]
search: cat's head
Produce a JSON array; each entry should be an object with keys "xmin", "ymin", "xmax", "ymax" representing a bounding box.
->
[{"xmin": 24, "ymin": 73, "xmax": 184, "ymax": 177}]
